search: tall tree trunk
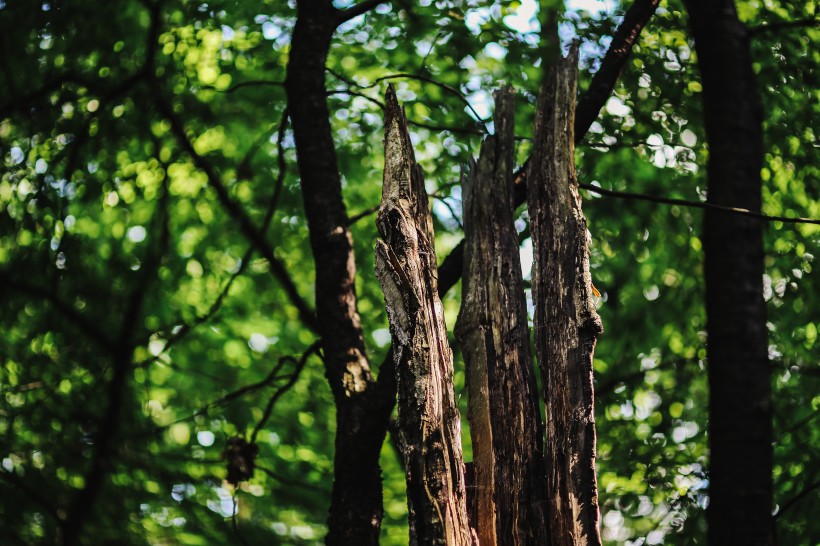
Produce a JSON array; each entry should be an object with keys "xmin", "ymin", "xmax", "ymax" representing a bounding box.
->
[
  {"xmin": 527, "ymin": 46, "xmax": 604, "ymax": 546},
  {"xmin": 454, "ymin": 88, "xmax": 550, "ymax": 546},
  {"xmin": 375, "ymin": 87, "xmax": 475, "ymax": 546},
  {"xmin": 285, "ymin": 3, "xmax": 387, "ymax": 544},
  {"xmin": 683, "ymin": 2, "xmax": 774, "ymax": 544}
]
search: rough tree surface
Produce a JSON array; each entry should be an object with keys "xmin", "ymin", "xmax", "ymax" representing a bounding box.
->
[
  {"xmin": 527, "ymin": 46, "xmax": 604, "ymax": 546},
  {"xmin": 374, "ymin": 86, "xmax": 475, "ymax": 546},
  {"xmin": 455, "ymin": 87, "xmax": 549, "ymax": 546}
]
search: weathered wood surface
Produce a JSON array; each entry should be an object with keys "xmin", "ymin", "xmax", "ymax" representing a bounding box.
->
[
  {"xmin": 374, "ymin": 85, "xmax": 475, "ymax": 546},
  {"xmin": 455, "ymin": 88, "xmax": 550, "ymax": 546},
  {"xmin": 527, "ymin": 46, "xmax": 604, "ymax": 546}
]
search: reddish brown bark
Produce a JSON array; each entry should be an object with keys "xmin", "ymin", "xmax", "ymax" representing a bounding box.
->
[{"xmin": 455, "ymin": 88, "xmax": 549, "ymax": 546}]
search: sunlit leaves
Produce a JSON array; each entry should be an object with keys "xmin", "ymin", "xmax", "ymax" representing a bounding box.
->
[{"xmin": 0, "ymin": 0, "xmax": 817, "ymax": 544}]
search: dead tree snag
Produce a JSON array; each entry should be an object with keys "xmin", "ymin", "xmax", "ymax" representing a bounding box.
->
[
  {"xmin": 527, "ymin": 46, "xmax": 604, "ymax": 546},
  {"xmin": 374, "ymin": 86, "xmax": 475, "ymax": 546},
  {"xmin": 455, "ymin": 87, "xmax": 550, "ymax": 546}
]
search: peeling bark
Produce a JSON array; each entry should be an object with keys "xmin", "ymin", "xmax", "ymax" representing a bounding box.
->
[
  {"xmin": 455, "ymin": 88, "xmax": 549, "ymax": 546},
  {"xmin": 527, "ymin": 46, "xmax": 604, "ymax": 546},
  {"xmin": 375, "ymin": 86, "xmax": 475, "ymax": 546}
]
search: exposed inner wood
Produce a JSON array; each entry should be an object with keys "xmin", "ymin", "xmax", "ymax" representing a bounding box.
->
[
  {"xmin": 375, "ymin": 85, "xmax": 475, "ymax": 546},
  {"xmin": 455, "ymin": 87, "xmax": 549, "ymax": 546},
  {"xmin": 527, "ymin": 45, "xmax": 604, "ymax": 546}
]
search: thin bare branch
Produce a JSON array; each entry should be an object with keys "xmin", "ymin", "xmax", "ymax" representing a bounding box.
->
[
  {"xmin": 136, "ymin": 109, "xmax": 292, "ymax": 365},
  {"xmin": 578, "ymin": 182, "xmax": 820, "ymax": 225},
  {"xmin": 775, "ymin": 480, "xmax": 820, "ymax": 519},
  {"xmin": 152, "ymin": 89, "xmax": 318, "ymax": 332},
  {"xmin": 347, "ymin": 204, "xmax": 380, "ymax": 225},
  {"xmin": 749, "ymin": 17, "xmax": 820, "ymax": 36},
  {"xmin": 250, "ymin": 340, "xmax": 322, "ymax": 443},
  {"xmin": 327, "ymin": 67, "xmax": 490, "ymax": 132}
]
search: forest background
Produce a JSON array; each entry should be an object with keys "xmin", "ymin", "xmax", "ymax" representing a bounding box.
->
[{"xmin": 0, "ymin": 0, "xmax": 818, "ymax": 544}]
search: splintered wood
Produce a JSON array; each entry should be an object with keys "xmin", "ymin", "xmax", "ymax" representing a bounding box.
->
[
  {"xmin": 455, "ymin": 88, "xmax": 549, "ymax": 546},
  {"xmin": 374, "ymin": 86, "xmax": 475, "ymax": 546},
  {"xmin": 375, "ymin": 49, "xmax": 603, "ymax": 545},
  {"xmin": 527, "ymin": 46, "xmax": 604, "ymax": 546}
]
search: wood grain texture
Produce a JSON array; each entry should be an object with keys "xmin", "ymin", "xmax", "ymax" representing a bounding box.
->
[
  {"xmin": 455, "ymin": 88, "xmax": 550, "ymax": 546},
  {"xmin": 527, "ymin": 46, "xmax": 604, "ymax": 546},
  {"xmin": 375, "ymin": 85, "xmax": 475, "ymax": 546}
]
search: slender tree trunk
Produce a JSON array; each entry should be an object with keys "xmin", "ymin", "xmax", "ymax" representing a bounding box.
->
[
  {"xmin": 285, "ymin": 3, "xmax": 387, "ymax": 544},
  {"xmin": 683, "ymin": 2, "xmax": 774, "ymax": 544},
  {"xmin": 375, "ymin": 87, "xmax": 475, "ymax": 546},
  {"xmin": 455, "ymin": 88, "xmax": 550, "ymax": 546},
  {"xmin": 527, "ymin": 46, "xmax": 604, "ymax": 546}
]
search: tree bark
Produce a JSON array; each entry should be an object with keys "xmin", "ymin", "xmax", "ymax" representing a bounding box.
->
[
  {"xmin": 683, "ymin": 2, "xmax": 774, "ymax": 544},
  {"xmin": 375, "ymin": 86, "xmax": 475, "ymax": 546},
  {"xmin": 527, "ymin": 46, "xmax": 603, "ymax": 546},
  {"xmin": 454, "ymin": 88, "xmax": 549, "ymax": 546},
  {"xmin": 285, "ymin": 3, "xmax": 387, "ymax": 544}
]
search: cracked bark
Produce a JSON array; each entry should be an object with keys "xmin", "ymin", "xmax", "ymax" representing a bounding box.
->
[
  {"xmin": 683, "ymin": 2, "xmax": 773, "ymax": 544},
  {"xmin": 375, "ymin": 86, "xmax": 475, "ymax": 546},
  {"xmin": 527, "ymin": 46, "xmax": 603, "ymax": 546},
  {"xmin": 454, "ymin": 88, "xmax": 549, "ymax": 546}
]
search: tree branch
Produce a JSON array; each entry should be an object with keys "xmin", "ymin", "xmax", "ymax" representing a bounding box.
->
[
  {"xmin": 152, "ymin": 89, "xmax": 318, "ymax": 332},
  {"xmin": 250, "ymin": 340, "xmax": 322, "ymax": 443},
  {"xmin": 62, "ymin": 157, "xmax": 170, "ymax": 546},
  {"xmin": 578, "ymin": 182, "xmax": 820, "ymax": 225},
  {"xmin": 335, "ymin": 0, "xmax": 389, "ymax": 25},
  {"xmin": 775, "ymin": 480, "xmax": 820, "ymax": 519},
  {"xmin": 0, "ymin": 469, "xmax": 63, "ymax": 524},
  {"xmin": 749, "ymin": 17, "xmax": 820, "ymax": 36},
  {"xmin": 575, "ymin": 0, "xmax": 661, "ymax": 138},
  {"xmin": 0, "ymin": 273, "xmax": 115, "ymax": 353},
  {"xmin": 135, "ymin": 108, "xmax": 292, "ymax": 365}
]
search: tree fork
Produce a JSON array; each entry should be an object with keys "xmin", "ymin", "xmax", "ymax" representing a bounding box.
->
[{"xmin": 527, "ymin": 45, "xmax": 604, "ymax": 546}]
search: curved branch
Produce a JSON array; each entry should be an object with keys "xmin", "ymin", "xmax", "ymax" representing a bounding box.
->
[
  {"xmin": 574, "ymin": 0, "xmax": 661, "ymax": 138},
  {"xmin": 250, "ymin": 340, "xmax": 322, "ymax": 443},
  {"xmin": 327, "ymin": 67, "xmax": 490, "ymax": 132}
]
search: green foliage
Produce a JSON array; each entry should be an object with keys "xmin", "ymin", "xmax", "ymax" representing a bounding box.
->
[{"xmin": 0, "ymin": 0, "xmax": 816, "ymax": 544}]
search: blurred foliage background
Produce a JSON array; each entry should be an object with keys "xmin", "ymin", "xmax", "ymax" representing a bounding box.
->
[{"xmin": 0, "ymin": 0, "xmax": 817, "ymax": 544}]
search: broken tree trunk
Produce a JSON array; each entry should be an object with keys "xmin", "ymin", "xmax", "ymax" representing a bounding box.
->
[
  {"xmin": 527, "ymin": 46, "xmax": 604, "ymax": 546},
  {"xmin": 454, "ymin": 87, "xmax": 550, "ymax": 546},
  {"xmin": 374, "ymin": 86, "xmax": 475, "ymax": 546}
]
